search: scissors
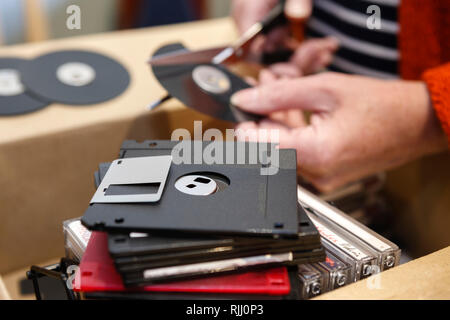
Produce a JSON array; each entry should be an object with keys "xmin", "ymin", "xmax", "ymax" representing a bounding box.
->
[{"xmin": 148, "ymin": 2, "xmax": 289, "ymax": 67}]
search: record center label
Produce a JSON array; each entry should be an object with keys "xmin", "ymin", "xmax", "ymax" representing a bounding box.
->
[
  {"xmin": 0, "ymin": 69, "xmax": 25, "ymax": 96},
  {"xmin": 56, "ymin": 62, "xmax": 96, "ymax": 87},
  {"xmin": 192, "ymin": 65, "xmax": 231, "ymax": 94}
]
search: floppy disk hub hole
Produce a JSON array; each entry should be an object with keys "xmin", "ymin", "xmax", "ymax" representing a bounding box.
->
[
  {"xmin": 174, "ymin": 172, "xmax": 229, "ymax": 196},
  {"xmin": 194, "ymin": 177, "xmax": 211, "ymax": 184}
]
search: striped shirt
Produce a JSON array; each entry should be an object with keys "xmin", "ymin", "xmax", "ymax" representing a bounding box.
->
[{"xmin": 306, "ymin": 0, "xmax": 400, "ymax": 79}]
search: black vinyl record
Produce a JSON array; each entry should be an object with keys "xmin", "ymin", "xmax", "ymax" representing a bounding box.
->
[
  {"xmin": 0, "ymin": 58, "xmax": 49, "ymax": 116},
  {"xmin": 152, "ymin": 43, "xmax": 261, "ymax": 123},
  {"xmin": 19, "ymin": 50, "xmax": 130, "ymax": 105}
]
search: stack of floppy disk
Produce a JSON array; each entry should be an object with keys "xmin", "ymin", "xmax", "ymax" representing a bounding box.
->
[{"xmin": 73, "ymin": 140, "xmax": 325, "ymax": 299}]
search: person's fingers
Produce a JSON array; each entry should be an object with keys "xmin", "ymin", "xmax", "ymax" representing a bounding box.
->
[
  {"xmin": 235, "ymin": 116, "xmax": 342, "ymax": 193},
  {"xmin": 244, "ymin": 76, "xmax": 258, "ymax": 86},
  {"xmin": 286, "ymin": 110, "xmax": 308, "ymax": 128},
  {"xmin": 235, "ymin": 119, "xmax": 300, "ymax": 148},
  {"xmin": 291, "ymin": 124, "xmax": 320, "ymax": 168},
  {"xmin": 257, "ymin": 119, "xmax": 301, "ymax": 147},
  {"xmin": 259, "ymin": 69, "xmax": 278, "ymax": 84},
  {"xmin": 268, "ymin": 62, "xmax": 302, "ymax": 79},
  {"xmin": 301, "ymin": 169, "xmax": 370, "ymax": 193},
  {"xmin": 235, "ymin": 119, "xmax": 338, "ymax": 192},
  {"xmin": 298, "ymin": 172, "xmax": 340, "ymax": 193},
  {"xmin": 234, "ymin": 121, "xmax": 259, "ymax": 142},
  {"xmin": 235, "ymin": 120, "xmax": 328, "ymax": 177},
  {"xmin": 248, "ymin": 35, "xmax": 266, "ymax": 57},
  {"xmin": 290, "ymin": 37, "xmax": 339, "ymax": 74},
  {"xmin": 231, "ymin": 76, "xmax": 335, "ymax": 114},
  {"xmin": 263, "ymin": 27, "xmax": 290, "ymax": 53},
  {"xmin": 303, "ymin": 47, "xmax": 338, "ymax": 75},
  {"xmin": 314, "ymin": 50, "xmax": 335, "ymax": 70},
  {"xmin": 268, "ymin": 110, "xmax": 308, "ymax": 129},
  {"xmin": 292, "ymin": 37, "xmax": 339, "ymax": 71},
  {"xmin": 235, "ymin": 121, "xmax": 290, "ymax": 144},
  {"xmin": 259, "ymin": 64, "xmax": 303, "ymax": 85}
]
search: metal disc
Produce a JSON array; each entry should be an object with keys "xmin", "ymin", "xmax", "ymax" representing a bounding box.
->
[
  {"xmin": 192, "ymin": 65, "xmax": 231, "ymax": 94},
  {"xmin": 56, "ymin": 62, "xmax": 96, "ymax": 87},
  {"xmin": 151, "ymin": 43, "xmax": 261, "ymax": 123},
  {"xmin": 0, "ymin": 69, "xmax": 25, "ymax": 96},
  {"xmin": 0, "ymin": 58, "xmax": 49, "ymax": 116},
  {"xmin": 20, "ymin": 50, "xmax": 130, "ymax": 105}
]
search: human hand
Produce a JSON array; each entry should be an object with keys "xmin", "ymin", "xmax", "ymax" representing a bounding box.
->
[
  {"xmin": 231, "ymin": 73, "xmax": 448, "ymax": 191},
  {"xmin": 257, "ymin": 37, "xmax": 339, "ymax": 83},
  {"xmin": 231, "ymin": 0, "xmax": 312, "ymax": 54}
]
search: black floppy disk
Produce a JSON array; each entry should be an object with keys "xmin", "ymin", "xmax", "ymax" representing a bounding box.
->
[
  {"xmin": 82, "ymin": 140, "xmax": 299, "ymax": 238},
  {"xmin": 121, "ymin": 249, "xmax": 325, "ymax": 286},
  {"xmin": 94, "ymin": 161, "xmax": 323, "ymax": 271},
  {"xmin": 108, "ymin": 204, "xmax": 322, "ymax": 270}
]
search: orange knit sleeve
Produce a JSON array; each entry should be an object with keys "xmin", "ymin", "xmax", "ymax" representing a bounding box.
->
[{"xmin": 422, "ymin": 63, "xmax": 450, "ymax": 148}]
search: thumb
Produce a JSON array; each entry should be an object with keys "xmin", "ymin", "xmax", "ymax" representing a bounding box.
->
[{"xmin": 231, "ymin": 77, "xmax": 332, "ymax": 114}]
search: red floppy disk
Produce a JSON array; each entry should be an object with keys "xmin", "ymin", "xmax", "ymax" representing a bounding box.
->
[{"xmin": 73, "ymin": 232, "xmax": 291, "ymax": 295}]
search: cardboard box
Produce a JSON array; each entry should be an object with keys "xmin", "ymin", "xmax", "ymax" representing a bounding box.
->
[{"xmin": 0, "ymin": 276, "xmax": 11, "ymax": 300}]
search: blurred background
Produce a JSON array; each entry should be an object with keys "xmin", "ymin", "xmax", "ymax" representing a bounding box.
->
[{"xmin": 0, "ymin": 0, "xmax": 232, "ymax": 45}]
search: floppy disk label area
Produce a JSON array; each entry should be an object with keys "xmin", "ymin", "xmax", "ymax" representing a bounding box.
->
[{"xmin": 90, "ymin": 155, "xmax": 172, "ymax": 203}]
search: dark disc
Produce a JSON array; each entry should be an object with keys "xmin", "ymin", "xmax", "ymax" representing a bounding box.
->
[
  {"xmin": 19, "ymin": 50, "xmax": 130, "ymax": 105},
  {"xmin": 0, "ymin": 58, "xmax": 49, "ymax": 116},
  {"xmin": 151, "ymin": 43, "xmax": 261, "ymax": 123}
]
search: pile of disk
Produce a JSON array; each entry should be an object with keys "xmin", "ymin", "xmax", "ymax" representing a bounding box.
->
[
  {"xmin": 73, "ymin": 140, "xmax": 325, "ymax": 299},
  {"xmin": 0, "ymin": 50, "xmax": 129, "ymax": 116}
]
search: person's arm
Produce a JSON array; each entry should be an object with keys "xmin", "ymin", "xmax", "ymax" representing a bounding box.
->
[{"xmin": 423, "ymin": 63, "xmax": 450, "ymax": 148}]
